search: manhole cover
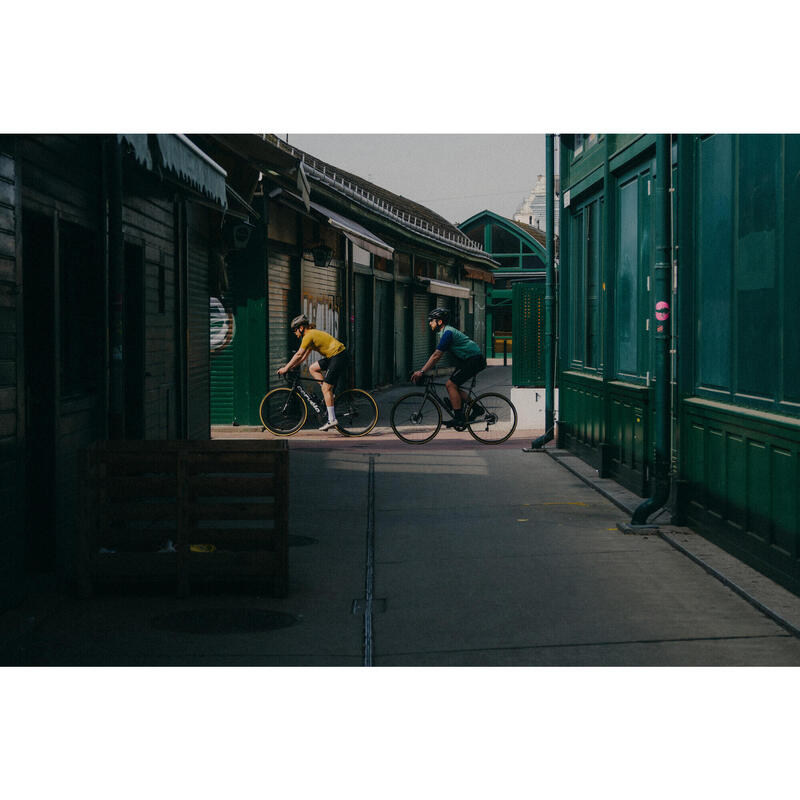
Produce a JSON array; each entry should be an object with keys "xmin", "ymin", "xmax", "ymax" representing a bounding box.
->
[
  {"xmin": 150, "ymin": 608, "xmax": 299, "ymax": 635},
  {"xmin": 288, "ymin": 535, "xmax": 318, "ymax": 547}
]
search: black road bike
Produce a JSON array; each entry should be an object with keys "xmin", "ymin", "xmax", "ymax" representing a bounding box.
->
[
  {"xmin": 259, "ymin": 371, "xmax": 378, "ymax": 437},
  {"xmin": 390, "ymin": 375, "xmax": 517, "ymax": 444}
]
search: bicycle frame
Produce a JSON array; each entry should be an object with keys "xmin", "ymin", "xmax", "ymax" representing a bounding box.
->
[
  {"xmin": 282, "ymin": 373, "xmax": 327, "ymax": 418},
  {"xmin": 416, "ymin": 375, "xmax": 478, "ymax": 420}
]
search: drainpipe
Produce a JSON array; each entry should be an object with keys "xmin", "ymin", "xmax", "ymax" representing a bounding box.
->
[
  {"xmin": 530, "ymin": 133, "xmax": 556, "ymax": 449},
  {"xmin": 631, "ymin": 134, "xmax": 672, "ymax": 524},
  {"xmin": 347, "ymin": 238, "xmax": 355, "ymax": 387},
  {"xmin": 108, "ymin": 136, "xmax": 124, "ymax": 439}
]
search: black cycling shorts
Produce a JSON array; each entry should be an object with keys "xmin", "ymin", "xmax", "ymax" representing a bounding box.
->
[
  {"xmin": 318, "ymin": 350, "xmax": 349, "ymax": 390},
  {"xmin": 449, "ymin": 354, "xmax": 487, "ymax": 387}
]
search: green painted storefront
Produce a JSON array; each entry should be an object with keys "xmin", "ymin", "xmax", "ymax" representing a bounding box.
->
[
  {"xmin": 559, "ymin": 133, "xmax": 800, "ymax": 593},
  {"xmin": 459, "ymin": 210, "xmax": 548, "ymax": 366}
]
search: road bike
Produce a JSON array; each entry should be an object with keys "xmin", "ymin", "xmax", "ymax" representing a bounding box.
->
[
  {"xmin": 390, "ymin": 375, "xmax": 517, "ymax": 444},
  {"xmin": 259, "ymin": 371, "xmax": 378, "ymax": 437}
]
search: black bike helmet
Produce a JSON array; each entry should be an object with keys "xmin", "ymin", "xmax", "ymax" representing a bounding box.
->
[
  {"xmin": 290, "ymin": 314, "xmax": 309, "ymax": 330},
  {"xmin": 427, "ymin": 307, "xmax": 450, "ymax": 324}
]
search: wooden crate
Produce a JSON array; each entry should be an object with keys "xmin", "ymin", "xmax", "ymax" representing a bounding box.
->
[{"xmin": 79, "ymin": 440, "xmax": 289, "ymax": 597}]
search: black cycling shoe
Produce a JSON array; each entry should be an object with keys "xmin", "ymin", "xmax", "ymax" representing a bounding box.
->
[
  {"xmin": 468, "ymin": 404, "xmax": 486, "ymax": 421},
  {"xmin": 443, "ymin": 415, "xmax": 467, "ymax": 430}
]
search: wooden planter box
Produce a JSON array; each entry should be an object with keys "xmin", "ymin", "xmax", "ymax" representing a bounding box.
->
[{"xmin": 79, "ymin": 440, "xmax": 289, "ymax": 597}]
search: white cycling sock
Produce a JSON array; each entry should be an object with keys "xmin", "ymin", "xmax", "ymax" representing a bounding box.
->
[{"xmin": 327, "ymin": 406, "xmax": 336, "ymax": 422}]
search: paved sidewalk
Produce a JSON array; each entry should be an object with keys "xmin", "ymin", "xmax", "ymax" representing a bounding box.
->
[{"xmin": 3, "ymin": 366, "xmax": 800, "ymax": 666}]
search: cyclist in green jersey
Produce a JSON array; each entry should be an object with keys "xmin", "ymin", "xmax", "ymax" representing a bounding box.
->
[{"xmin": 411, "ymin": 307, "xmax": 487, "ymax": 428}]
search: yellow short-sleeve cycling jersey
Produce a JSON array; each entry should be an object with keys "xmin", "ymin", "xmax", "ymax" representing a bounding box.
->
[{"xmin": 300, "ymin": 329, "xmax": 345, "ymax": 359}]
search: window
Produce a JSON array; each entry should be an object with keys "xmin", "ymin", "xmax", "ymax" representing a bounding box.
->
[
  {"xmin": 573, "ymin": 134, "xmax": 599, "ymax": 157},
  {"xmin": 784, "ymin": 137, "xmax": 800, "ymax": 404},
  {"xmin": 521, "ymin": 253, "xmax": 546, "ymax": 270},
  {"xmin": 438, "ymin": 263, "xmax": 455, "ymax": 283},
  {"xmin": 694, "ymin": 133, "xmax": 799, "ymax": 414},
  {"xmin": 697, "ymin": 135, "xmax": 733, "ymax": 392},
  {"xmin": 414, "ymin": 257, "xmax": 434, "ymax": 278},
  {"xmin": 490, "ymin": 224, "xmax": 519, "ymax": 256},
  {"xmin": 395, "ymin": 252, "xmax": 411, "ymax": 277},
  {"xmin": 736, "ymin": 134, "xmax": 779, "ymax": 399},
  {"xmin": 616, "ymin": 178, "xmax": 639, "ymax": 376},
  {"xmin": 569, "ymin": 196, "xmax": 603, "ymax": 369},
  {"xmin": 462, "ymin": 224, "xmax": 484, "ymax": 247}
]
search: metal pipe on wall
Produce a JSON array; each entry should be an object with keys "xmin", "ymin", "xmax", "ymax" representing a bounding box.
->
[
  {"xmin": 530, "ymin": 133, "xmax": 556, "ymax": 450},
  {"xmin": 631, "ymin": 134, "xmax": 672, "ymax": 524}
]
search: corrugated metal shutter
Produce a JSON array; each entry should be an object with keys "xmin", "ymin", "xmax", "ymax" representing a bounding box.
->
[
  {"xmin": 186, "ymin": 206, "xmax": 210, "ymax": 439},
  {"xmin": 354, "ymin": 273, "xmax": 372, "ymax": 388},
  {"xmin": 375, "ymin": 279, "xmax": 393, "ymax": 385},
  {"xmin": 210, "ymin": 291, "xmax": 235, "ymax": 424},
  {"xmin": 512, "ymin": 282, "xmax": 546, "ymax": 387},
  {"xmin": 301, "ymin": 255, "xmax": 343, "ymax": 370},
  {"xmin": 268, "ymin": 251, "xmax": 291, "ymax": 391},
  {"xmin": 473, "ymin": 282, "xmax": 486, "ymax": 354},
  {"xmin": 412, "ymin": 291, "xmax": 432, "ymax": 369},
  {"xmin": 394, "ymin": 284, "xmax": 409, "ymax": 381},
  {"xmin": 435, "ymin": 295, "xmax": 456, "ymax": 369}
]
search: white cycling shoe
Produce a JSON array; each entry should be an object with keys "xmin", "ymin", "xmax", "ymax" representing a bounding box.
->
[{"xmin": 319, "ymin": 419, "xmax": 339, "ymax": 431}]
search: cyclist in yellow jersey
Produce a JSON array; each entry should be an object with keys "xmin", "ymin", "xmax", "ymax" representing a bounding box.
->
[{"xmin": 278, "ymin": 314, "xmax": 350, "ymax": 431}]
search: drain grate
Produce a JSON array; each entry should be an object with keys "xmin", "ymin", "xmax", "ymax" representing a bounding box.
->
[{"xmin": 150, "ymin": 608, "xmax": 299, "ymax": 635}]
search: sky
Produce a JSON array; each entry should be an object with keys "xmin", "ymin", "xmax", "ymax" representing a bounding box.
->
[{"xmin": 285, "ymin": 134, "xmax": 550, "ymax": 226}]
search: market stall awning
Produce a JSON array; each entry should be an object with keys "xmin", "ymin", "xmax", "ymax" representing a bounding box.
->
[
  {"xmin": 416, "ymin": 277, "xmax": 471, "ymax": 299},
  {"xmin": 117, "ymin": 134, "xmax": 228, "ymax": 209},
  {"xmin": 463, "ymin": 264, "xmax": 495, "ymax": 283},
  {"xmin": 271, "ymin": 189, "xmax": 394, "ymax": 261},
  {"xmin": 309, "ymin": 200, "xmax": 394, "ymax": 260},
  {"xmin": 155, "ymin": 134, "xmax": 227, "ymax": 209}
]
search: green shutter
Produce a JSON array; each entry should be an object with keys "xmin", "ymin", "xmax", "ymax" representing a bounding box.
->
[
  {"xmin": 512, "ymin": 282, "xmax": 545, "ymax": 387},
  {"xmin": 210, "ymin": 293, "xmax": 235, "ymax": 424}
]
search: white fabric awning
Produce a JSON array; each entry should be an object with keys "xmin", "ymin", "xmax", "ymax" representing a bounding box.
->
[
  {"xmin": 419, "ymin": 278, "xmax": 471, "ymax": 299},
  {"xmin": 309, "ymin": 200, "xmax": 394, "ymax": 261}
]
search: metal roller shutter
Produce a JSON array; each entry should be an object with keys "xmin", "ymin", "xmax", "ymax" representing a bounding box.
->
[
  {"xmin": 301, "ymin": 254, "xmax": 343, "ymax": 372},
  {"xmin": 186, "ymin": 205, "xmax": 210, "ymax": 439},
  {"xmin": 354, "ymin": 273, "xmax": 372, "ymax": 388},
  {"xmin": 375, "ymin": 279, "xmax": 393, "ymax": 386},
  {"xmin": 394, "ymin": 284, "xmax": 409, "ymax": 381},
  {"xmin": 434, "ymin": 295, "xmax": 456, "ymax": 369},
  {"xmin": 210, "ymin": 290, "xmax": 235, "ymax": 424},
  {"xmin": 267, "ymin": 251, "xmax": 291, "ymax": 391},
  {"xmin": 412, "ymin": 292, "xmax": 432, "ymax": 370}
]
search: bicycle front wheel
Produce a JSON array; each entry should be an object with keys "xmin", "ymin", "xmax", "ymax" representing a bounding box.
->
[
  {"xmin": 390, "ymin": 392, "xmax": 441, "ymax": 444},
  {"xmin": 466, "ymin": 392, "xmax": 517, "ymax": 444},
  {"xmin": 334, "ymin": 389, "xmax": 379, "ymax": 437},
  {"xmin": 259, "ymin": 387, "xmax": 307, "ymax": 435}
]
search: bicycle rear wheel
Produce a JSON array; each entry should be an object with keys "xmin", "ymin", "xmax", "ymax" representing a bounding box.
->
[
  {"xmin": 466, "ymin": 392, "xmax": 517, "ymax": 444},
  {"xmin": 259, "ymin": 387, "xmax": 307, "ymax": 435},
  {"xmin": 334, "ymin": 389, "xmax": 379, "ymax": 437},
  {"xmin": 390, "ymin": 392, "xmax": 442, "ymax": 444}
]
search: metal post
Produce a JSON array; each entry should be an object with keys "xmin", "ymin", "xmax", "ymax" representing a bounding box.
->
[
  {"xmin": 530, "ymin": 134, "xmax": 556, "ymax": 450},
  {"xmin": 631, "ymin": 134, "xmax": 672, "ymax": 525}
]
